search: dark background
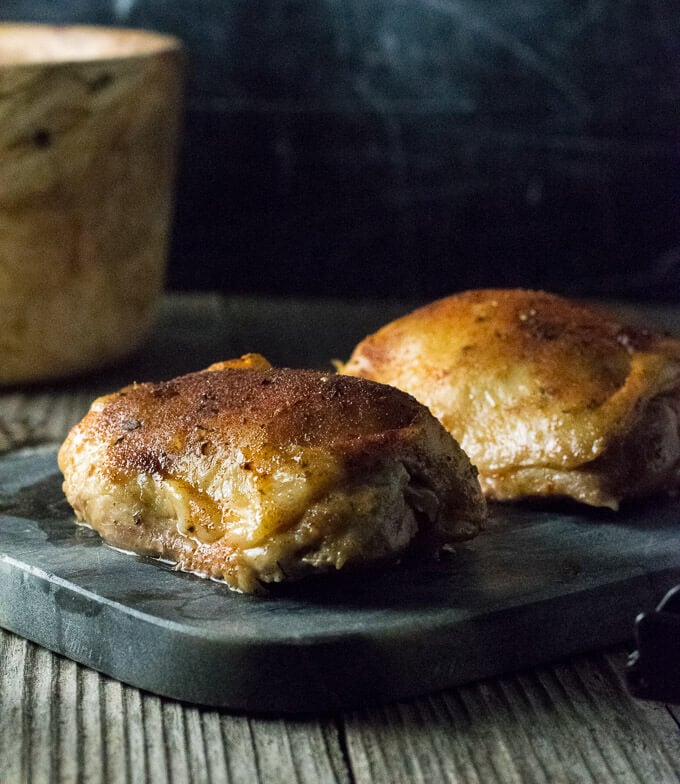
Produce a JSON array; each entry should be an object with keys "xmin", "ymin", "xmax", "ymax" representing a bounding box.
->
[{"xmin": 3, "ymin": 1, "xmax": 680, "ymax": 302}]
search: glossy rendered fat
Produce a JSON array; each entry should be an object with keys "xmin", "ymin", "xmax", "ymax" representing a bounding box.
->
[
  {"xmin": 58, "ymin": 363, "xmax": 486, "ymax": 592},
  {"xmin": 342, "ymin": 289, "xmax": 680, "ymax": 508}
]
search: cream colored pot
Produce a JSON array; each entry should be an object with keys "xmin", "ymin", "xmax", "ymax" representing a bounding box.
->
[{"xmin": 0, "ymin": 24, "xmax": 183, "ymax": 384}]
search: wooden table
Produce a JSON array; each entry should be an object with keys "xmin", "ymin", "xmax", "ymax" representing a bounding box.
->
[{"xmin": 1, "ymin": 293, "xmax": 679, "ymax": 784}]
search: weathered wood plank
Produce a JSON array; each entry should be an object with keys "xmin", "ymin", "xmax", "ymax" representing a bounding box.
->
[
  {"xmin": 0, "ymin": 390, "xmax": 93, "ymax": 454},
  {"xmin": 343, "ymin": 649, "xmax": 680, "ymax": 784},
  {"xmin": 0, "ymin": 629, "xmax": 351, "ymax": 784},
  {"xmin": 25, "ymin": 646, "xmax": 57, "ymax": 784},
  {"xmin": 0, "ymin": 632, "xmax": 29, "ymax": 782},
  {"xmin": 100, "ymin": 679, "xmax": 128, "ymax": 784},
  {"xmin": 602, "ymin": 651, "xmax": 680, "ymax": 779}
]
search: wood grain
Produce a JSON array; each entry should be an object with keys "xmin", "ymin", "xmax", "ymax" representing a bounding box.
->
[
  {"xmin": 342, "ymin": 652, "xmax": 680, "ymax": 784},
  {"xmin": 3, "ymin": 628, "xmax": 680, "ymax": 784},
  {"xmin": 0, "ymin": 24, "xmax": 183, "ymax": 385}
]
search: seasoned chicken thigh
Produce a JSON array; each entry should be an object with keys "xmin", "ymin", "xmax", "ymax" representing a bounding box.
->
[
  {"xmin": 342, "ymin": 289, "xmax": 680, "ymax": 509},
  {"xmin": 59, "ymin": 356, "xmax": 486, "ymax": 592}
]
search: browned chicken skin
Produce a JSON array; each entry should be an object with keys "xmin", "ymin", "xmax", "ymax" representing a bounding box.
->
[
  {"xmin": 341, "ymin": 289, "xmax": 680, "ymax": 509},
  {"xmin": 59, "ymin": 356, "xmax": 486, "ymax": 592}
]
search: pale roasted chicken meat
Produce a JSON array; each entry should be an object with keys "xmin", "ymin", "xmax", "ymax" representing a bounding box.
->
[
  {"xmin": 341, "ymin": 289, "xmax": 680, "ymax": 509},
  {"xmin": 58, "ymin": 356, "xmax": 486, "ymax": 592}
]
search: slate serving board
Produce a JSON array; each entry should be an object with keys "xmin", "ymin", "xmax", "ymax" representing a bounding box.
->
[{"xmin": 1, "ymin": 445, "xmax": 679, "ymax": 714}]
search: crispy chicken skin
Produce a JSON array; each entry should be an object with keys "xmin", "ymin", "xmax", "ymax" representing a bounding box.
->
[
  {"xmin": 58, "ymin": 355, "xmax": 486, "ymax": 592},
  {"xmin": 341, "ymin": 289, "xmax": 680, "ymax": 509}
]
